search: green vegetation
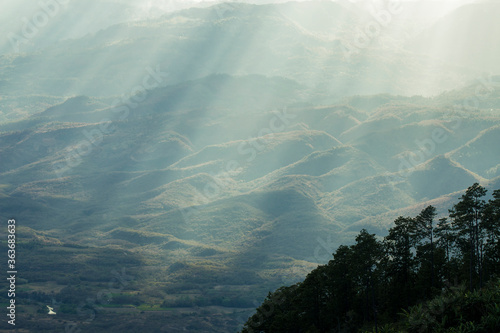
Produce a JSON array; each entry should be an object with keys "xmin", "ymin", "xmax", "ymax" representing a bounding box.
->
[
  {"xmin": 0, "ymin": 76, "xmax": 498, "ymax": 333},
  {"xmin": 241, "ymin": 184, "xmax": 500, "ymax": 332},
  {"xmin": 1, "ymin": 1, "xmax": 499, "ymax": 331}
]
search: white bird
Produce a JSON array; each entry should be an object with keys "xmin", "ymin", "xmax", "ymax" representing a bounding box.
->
[{"xmin": 46, "ymin": 305, "xmax": 56, "ymax": 315}]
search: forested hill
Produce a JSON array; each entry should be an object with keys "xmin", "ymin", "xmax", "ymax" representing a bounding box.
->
[{"xmin": 241, "ymin": 183, "xmax": 500, "ymax": 333}]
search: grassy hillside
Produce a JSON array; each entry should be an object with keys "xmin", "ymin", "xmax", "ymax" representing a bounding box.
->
[
  {"xmin": 0, "ymin": 1, "xmax": 499, "ymax": 331},
  {"xmin": 1, "ymin": 77, "xmax": 499, "ymax": 332}
]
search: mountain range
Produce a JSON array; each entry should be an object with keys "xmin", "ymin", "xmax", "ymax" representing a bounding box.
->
[{"xmin": 0, "ymin": 1, "xmax": 499, "ymax": 332}]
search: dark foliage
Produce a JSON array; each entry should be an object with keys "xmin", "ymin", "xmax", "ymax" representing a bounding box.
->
[{"xmin": 241, "ymin": 183, "xmax": 500, "ymax": 333}]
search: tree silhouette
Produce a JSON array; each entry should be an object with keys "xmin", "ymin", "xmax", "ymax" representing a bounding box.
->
[{"xmin": 241, "ymin": 184, "xmax": 500, "ymax": 333}]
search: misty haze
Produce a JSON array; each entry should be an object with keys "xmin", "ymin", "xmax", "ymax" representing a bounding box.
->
[{"xmin": 0, "ymin": 0, "xmax": 499, "ymax": 332}]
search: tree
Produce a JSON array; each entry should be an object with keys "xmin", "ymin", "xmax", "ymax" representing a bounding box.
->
[
  {"xmin": 240, "ymin": 184, "xmax": 500, "ymax": 333},
  {"xmin": 350, "ymin": 229, "xmax": 383, "ymax": 330},
  {"xmin": 414, "ymin": 206, "xmax": 438, "ymax": 290},
  {"xmin": 449, "ymin": 183, "xmax": 487, "ymax": 290},
  {"xmin": 435, "ymin": 217, "xmax": 458, "ymax": 283},
  {"xmin": 326, "ymin": 245, "xmax": 356, "ymax": 331},
  {"xmin": 240, "ymin": 285, "xmax": 298, "ymax": 333},
  {"xmin": 384, "ymin": 216, "xmax": 419, "ymax": 311},
  {"xmin": 482, "ymin": 189, "xmax": 500, "ymax": 279}
]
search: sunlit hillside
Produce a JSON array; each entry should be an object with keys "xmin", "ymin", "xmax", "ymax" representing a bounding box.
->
[{"xmin": 0, "ymin": 1, "xmax": 499, "ymax": 332}]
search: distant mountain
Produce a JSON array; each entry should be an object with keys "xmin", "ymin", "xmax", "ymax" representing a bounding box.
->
[
  {"xmin": 2, "ymin": 77, "xmax": 500, "ymax": 332},
  {"xmin": 448, "ymin": 125, "xmax": 500, "ymax": 179},
  {"xmin": 410, "ymin": 2, "xmax": 500, "ymax": 72},
  {"xmin": 1, "ymin": 2, "xmax": 499, "ymax": 331},
  {"xmin": 0, "ymin": 1, "xmax": 480, "ymax": 102},
  {"xmin": 2, "ymin": 73, "xmax": 499, "ymax": 250},
  {"xmin": 0, "ymin": 0, "xmax": 211, "ymax": 55},
  {"xmin": 406, "ymin": 155, "xmax": 482, "ymax": 200}
]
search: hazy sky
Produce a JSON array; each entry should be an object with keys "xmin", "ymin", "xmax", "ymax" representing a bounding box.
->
[{"xmin": 0, "ymin": 0, "xmax": 480, "ymax": 55}]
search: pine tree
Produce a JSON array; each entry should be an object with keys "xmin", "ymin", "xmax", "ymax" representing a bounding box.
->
[
  {"xmin": 449, "ymin": 183, "xmax": 487, "ymax": 290},
  {"xmin": 482, "ymin": 189, "xmax": 500, "ymax": 279},
  {"xmin": 351, "ymin": 230, "xmax": 383, "ymax": 330},
  {"xmin": 241, "ymin": 185, "xmax": 500, "ymax": 333},
  {"xmin": 384, "ymin": 216, "xmax": 418, "ymax": 311},
  {"xmin": 415, "ymin": 206, "xmax": 437, "ymax": 290},
  {"xmin": 435, "ymin": 217, "xmax": 457, "ymax": 283}
]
